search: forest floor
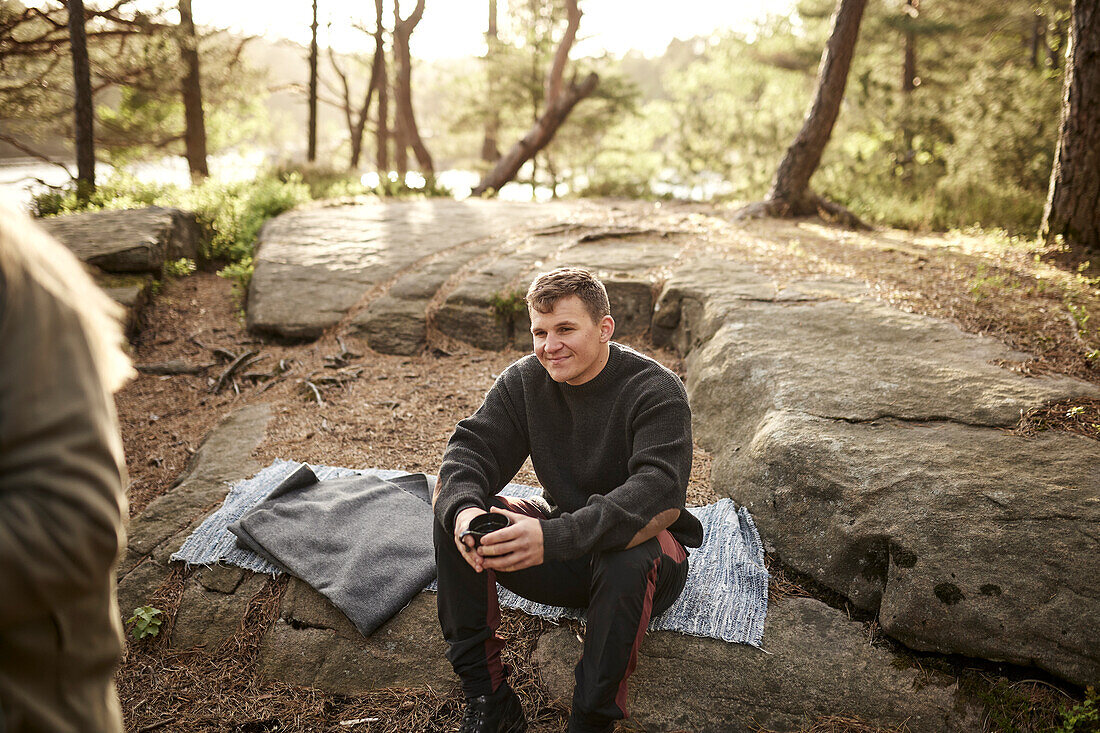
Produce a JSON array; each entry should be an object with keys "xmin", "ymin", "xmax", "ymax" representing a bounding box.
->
[{"xmin": 113, "ymin": 205, "xmax": 1098, "ymax": 733}]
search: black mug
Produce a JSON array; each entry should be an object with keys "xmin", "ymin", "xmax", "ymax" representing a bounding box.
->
[{"xmin": 460, "ymin": 512, "xmax": 511, "ymax": 547}]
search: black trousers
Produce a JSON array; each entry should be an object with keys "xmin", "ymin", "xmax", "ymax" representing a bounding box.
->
[{"xmin": 434, "ymin": 495, "xmax": 690, "ymax": 733}]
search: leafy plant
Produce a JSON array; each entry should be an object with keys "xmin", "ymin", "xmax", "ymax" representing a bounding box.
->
[
  {"xmin": 1057, "ymin": 687, "xmax": 1098, "ymax": 733},
  {"xmin": 163, "ymin": 257, "xmax": 196, "ymax": 278},
  {"xmin": 126, "ymin": 605, "xmax": 163, "ymax": 640},
  {"xmin": 490, "ymin": 289, "xmax": 528, "ymax": 321},
  {"xmin": 218, "ymin": 256, "xmax": 254, "ymax": 301}
]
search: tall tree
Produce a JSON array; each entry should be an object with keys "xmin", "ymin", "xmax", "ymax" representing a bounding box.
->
[
  {"xmin": 392, "ymin": 0, "xmax": 433, "ymax": 177},
  {"xmin": 898, "ymin": 0, "xmax": 919, "ymax": 176},
  {"xmin": 1041, "ymin": 0, "xmax": 1100, "ymax": 256},
  {"xmin": 178, "ymin": 0, "xmax": 208, "ymax": 181},
  {"xmin": 472, "ymin": 0, "xmax": 597, "ymax": 196},
  {"xmin": 374, "ymin": 0, "xmax": 389, "ymax": 172},
  {"xmin": 739, "ymin": 0, "xmax": 869, "ymax": 225},
  {"xmin": 67, "ymin": 0, "xmax": 95, "ymax": 198},
  {"xmin": 481, "ymin": 0, "xmax": 501, "ymax": 164},
  {"xmin": 307, "ymin": 0, "xmax": 319, "ymax": 162}
]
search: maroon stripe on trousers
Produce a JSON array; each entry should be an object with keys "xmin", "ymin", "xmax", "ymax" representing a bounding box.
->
[
  {"xmin": 485, "ymin": 568, "xmax": 506, "ymax": 692},
  {"xmin": 657, "ymin": 530, "xmax": 687, "ymax": 564},
  {"xmin": 615, "ymin": 558, "xmax": 660, "ymax": 717}
]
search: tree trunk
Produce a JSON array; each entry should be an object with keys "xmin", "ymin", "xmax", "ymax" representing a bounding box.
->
[
  {"xmin": 393, "ymin": 0, "xmax": 433, "ymax": 177},
  {"xmin": 67, "ymin": 0, "xmax": 95, "ymax": 199},
  {"xmin": 898, "ymin": 0, "xmax": 919, "ymax": 178},
  {"xmin": 178, "ymin": 0, "xmax": 209, "ymax": 181},
  {"xmin": 374, "ymin": 0, "xmax": 389, "ymax": 172},
  {"xmin": 348, "ymin": 21, "xmax": 383, "ymax": 170},
  {"xmin": 481, "ymin": 0, "xmax": 501, "ymax": 164},
  {"xmin": 307, "ymin": 0, "xmax": 319, "ymax": 163},
  {"xmin": 1030, "ymin": 11, "xmax": 1045, "ymax": 68},
  {"xmin": 764, "ymin": 0, "xmax": 868, "ymax": 217},
  {"xmin": 1041, "ymin": 0, "xmax": 1100, "ymax": 257},
  {"xmin": 902, "ymin": 0, "xmax": 918, "ymax": 93},
  {"xmin": 473, "ymin": 0, "xmax": 598, "ymax": 197}
]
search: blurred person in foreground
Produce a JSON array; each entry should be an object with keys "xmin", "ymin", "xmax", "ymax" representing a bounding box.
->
[
  {"xmin": 0, "ymin": 200, "xmax": 133, "ymax": 733},
  {"xmin": 433, "ymin": 267, "xmax": 703, "ymax": 733}
]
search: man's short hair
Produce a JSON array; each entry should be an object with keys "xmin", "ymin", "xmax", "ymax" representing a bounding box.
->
[{"xmin": 526, "ymin": 267, "xmax": 610, "ymax": 324}]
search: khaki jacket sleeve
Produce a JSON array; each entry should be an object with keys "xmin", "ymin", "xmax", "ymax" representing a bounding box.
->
[{"xmin": 0, "ymin": 275, "xmax": 128, "ymax": 629}]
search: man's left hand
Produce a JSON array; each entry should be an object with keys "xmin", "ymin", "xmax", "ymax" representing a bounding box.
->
[{"xmin": 477, "ymin": 507, "xmax": 544, "ymax": 572}]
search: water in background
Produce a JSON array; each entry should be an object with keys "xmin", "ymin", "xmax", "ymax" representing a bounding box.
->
[
  {"xmin": 0, "ymin": 155, "xmax": 723, "ymax": 210},
  {"xmin": 0, "ymin": 150, "xmax": 266, "ymax": 211}
]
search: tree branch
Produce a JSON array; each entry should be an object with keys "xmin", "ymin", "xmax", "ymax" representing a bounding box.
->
[
  {"xmin": 546, "ymin": 0, "xmax": 581, "ymax": 105},
  {"xmin": 0, "ymin": 133, "xmax": 73, "ymax": 178}
]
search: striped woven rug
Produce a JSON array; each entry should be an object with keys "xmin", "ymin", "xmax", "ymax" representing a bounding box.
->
[{"xmin": 172, "ymin": 459, "xmax": 769, "ymax": 646}]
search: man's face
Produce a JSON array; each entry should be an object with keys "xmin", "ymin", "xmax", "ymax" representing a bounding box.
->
[{"xmin": 530, "ymin": 294, "xmax": 615, "ymax": 386}]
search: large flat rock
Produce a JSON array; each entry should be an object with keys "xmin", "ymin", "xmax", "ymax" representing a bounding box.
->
[
  {"xmin": 247, "ymin": 199, "xmax": 575, "ymax": 340},
  {"xmin": 673, "ymin": 256, "xmax": 1100, "ymax": 685},
  {"xmin": 256, "ymin": 580, "xmax": 452, "ymax": 694},
  {"xmin": 39, "ymin": 206, "xmax": 201, "ymax": 273},
  {"xmin": 117, "ymin": 404, "xmax": 272, "ymax": 617},
  {"xmin": 535, "ymin": 596, "xmax": 981, "ymax": 732}
]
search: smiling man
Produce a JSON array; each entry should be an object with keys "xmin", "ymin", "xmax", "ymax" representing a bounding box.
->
[{"xmin": 432, "ymin": 267, "xmax": 704, "ymax": 733}]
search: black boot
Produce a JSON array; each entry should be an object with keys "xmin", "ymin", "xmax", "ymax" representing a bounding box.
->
[{"xmin": 459, "ymin": 684, "xmax": 527, "ymax": 733}]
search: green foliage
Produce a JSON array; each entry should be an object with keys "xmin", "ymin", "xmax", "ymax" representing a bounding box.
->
[
  {"xmin": 32, "ymin": 172, "xmax": 310, "ymax": 266},
  {"xmin": 217, "ymin": 256, "xmax": 253, "ymax": 301},
  {"xmin": 1057, "ymin": 688, "xmax": 1099, "ymax": 733},
  {"xmin": 179, "ymin": 174, "xmax": 311, "ymax": 263},
  {"xmin": 31, "ymin": 173, "xmax": 171, "ymax": 218},
  {"xmin": 267, "ymin": 164, "xmax": 453, "ymax": 200},
  {"xmin": 490, "ymin": 289, "xmax": 528, "ymax": 322},
  {"xmin": 968, "ymin": 263, "xmax": 1021, "ymax": 302},
  {"xmin": 126, "ymin": 605, "xmax": 163, "ymax": 640},
  {"xmin": 163, "ymin": 257, "xmax": 196, "ymax": 278},
  {"xmin": 1, "ymin": 3, "xmax": 268, "ymax": 166}
]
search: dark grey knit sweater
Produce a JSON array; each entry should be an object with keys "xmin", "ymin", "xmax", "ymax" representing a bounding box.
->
[{"xmin": 435, "ymin": 342, "xmax": 704, "ymax": 562}]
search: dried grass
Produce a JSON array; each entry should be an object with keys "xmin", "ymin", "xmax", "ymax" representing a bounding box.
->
[
  {"xmin": 117, "ymin": 601, "xmax": 565, "ymax": 733},
  {"xmin": 1012, "ymin": 397, "xmax": 1100, "ymax": 440}
]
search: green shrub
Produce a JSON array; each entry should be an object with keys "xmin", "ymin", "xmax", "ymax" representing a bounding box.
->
[
  {"xmin": 217, "ymin": 256, "xmax": 254, "ymax": 301},
  {"xmin": 126, "ymin": 605, "xmax": 163, "ymax": 640},
  {"xmin": 33, "ymin": 172, "xmax": 311, "ymax": 268},
  {"xmin": 31, "ymin": 173, "xmax": 171, "ymax": 218},
  {"xmin": 490, "ymin": 289, "xmax": 528, "ymax": 322},
  {"xmin": 162, "ymin": 257, "xmax": 196, "ymax": 278},
  {"xmin": 268, "ymin": 162, "xmax": 453, "ymax": 200},
  {"xmin": 175, "ymin": 174, "xmax": 311, "ymax": 263},
  {"xmin": 1057, "ymin": 687, "xmax": 1098, "ymax": 733}
]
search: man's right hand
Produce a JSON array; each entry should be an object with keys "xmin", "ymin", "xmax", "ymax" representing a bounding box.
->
[{"xmin": 454, "ymin": 506, "xmax": 488, "ymax": 573}]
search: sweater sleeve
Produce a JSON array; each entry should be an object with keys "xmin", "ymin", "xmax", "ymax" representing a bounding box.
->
[
  {"xmin": 434, "ymin": 372, "xmax": 531, "ymax": 534},
  {"xmin": 539, "ymin": 374, "xmax": 693, "ymax": 561}
]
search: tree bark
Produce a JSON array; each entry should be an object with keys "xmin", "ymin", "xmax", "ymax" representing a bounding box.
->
[
  {"xmin": 331, "ymin": 42, "xmax": 379, "ymax": 170},
  {"xmin": 481, "ymin": 0, "xmax": 501, "ymax": 164},
  {"xmin": 307, "ymin": 0, "xmax": 319, "ymax": 162},
  {"xmin": 1041, "ymin": 0, "xmax": 1100, "ymax": 257},
  {"xmin": 1030, "ymin": 11, "xmax": 1045, "ymax": 68},
  {"xmin": 898, "ymin": 0, "xmax": 919, "ymax": 177},
  {"xmin": 764, "ymin": 0, "xmax": 868, "ymax": 217},
  {"xmin": 67, "ymin": 0, "xmax": 95, "ymax": 198},
  {"xmin": 178, "ymin": 0, "xmax": 208, "ymax": 181},
  {"xmin": 902, "ymin": 0, "xmax": 918, "ymax": 93},
  {"xmin": 473, "ymin": 0, "xmax": 597, "ymax": 197},
  {"xmin": 393, "ymin": 0, "xmax": 433, "ymax": 177},
  {"xmin": 373, "ymin": 0, "xmax": 389, "ymax": 172}
]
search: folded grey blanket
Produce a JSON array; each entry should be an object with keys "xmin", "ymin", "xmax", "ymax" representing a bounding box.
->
[{"xmin": 227, "ymin": 464, "xmax": 435, "ymax": 636}]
